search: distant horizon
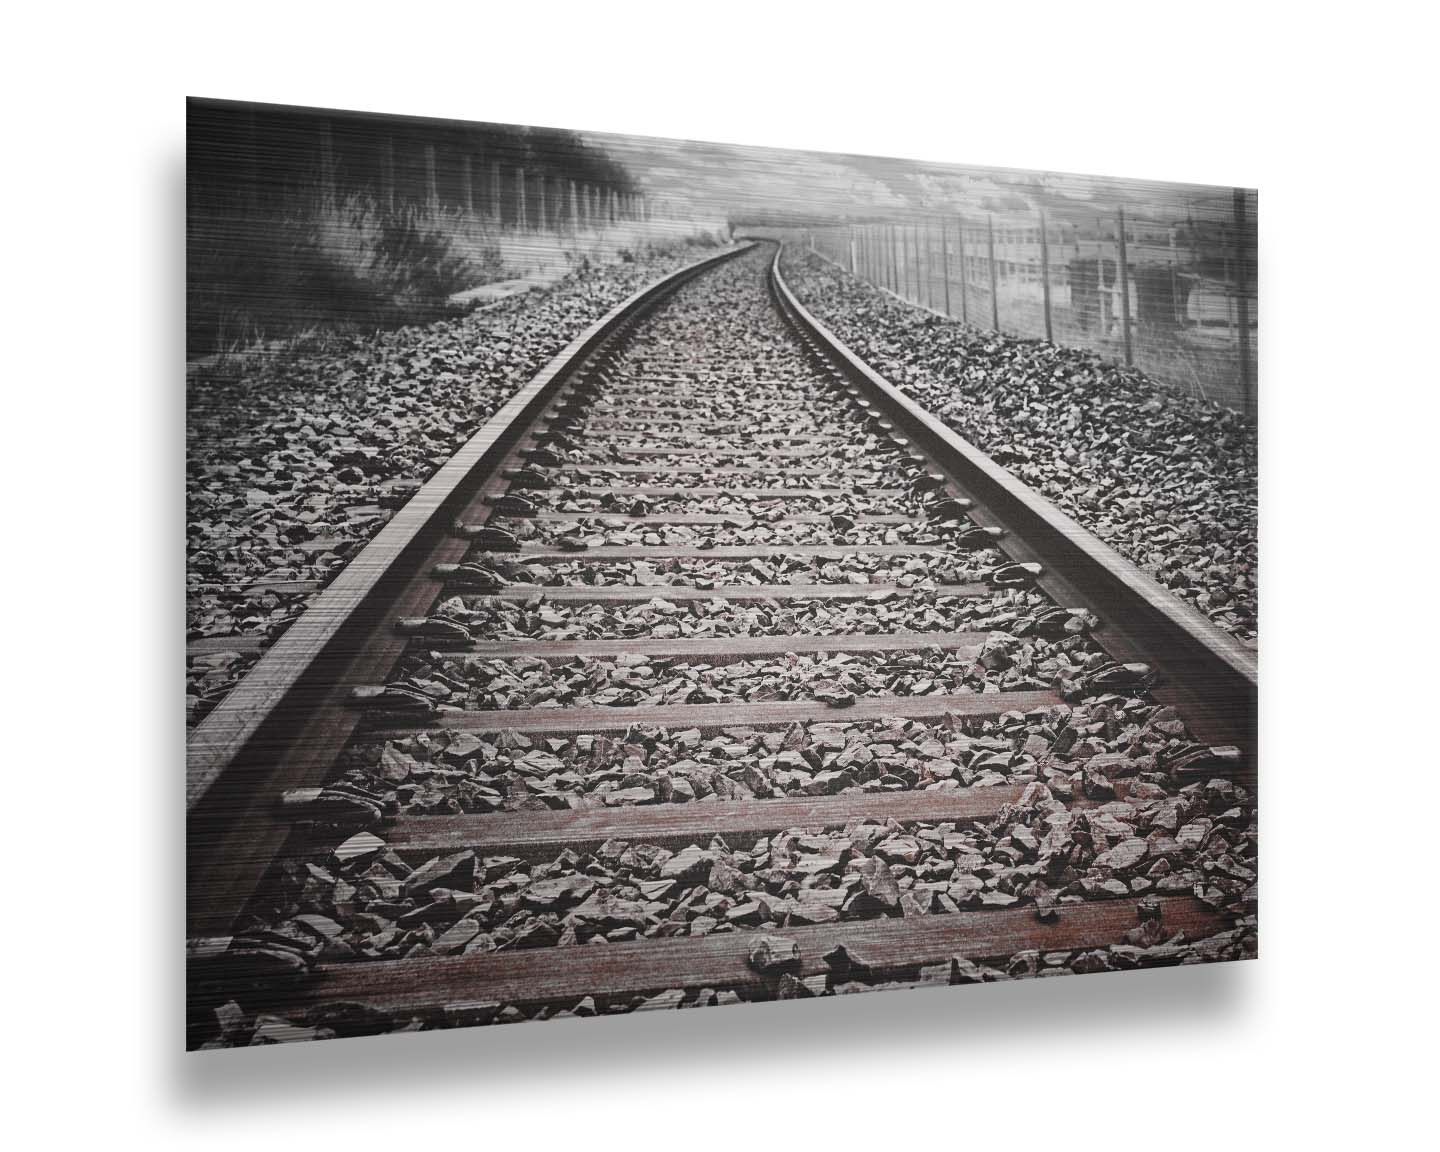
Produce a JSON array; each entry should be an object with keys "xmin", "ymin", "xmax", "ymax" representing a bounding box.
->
[{"xmin": 584, "ymin": 126, "xmax": 1252, "ymax": 228}]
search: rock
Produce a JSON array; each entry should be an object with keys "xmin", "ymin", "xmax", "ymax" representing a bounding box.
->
[
  {"xmin": 1176, "ymin": 819, "xmax": 1211, "ymax": 849},
  {"xmin": 844, "ymin": 857, "xmax": 901, "ymax": 915},
  {"xmin": 726, "ymin": 901, "xmax": 770, "ymax": 926},
  {"xmin": 248, "ymin": 1014, "xmax": 324, "ymax": 1045},
  {"xmin": 431, "ymin": 918, "xmax": 483, "ymax": 955},
  {"xmin": 378, "ymin": 744, "xmax": 420, "ymax": 782},
  {"xmin": 638, "ymin": 879, "xmax": 678, "ymax": 901},
  {"xmin": 1125, "ymin": 918, "xmax": 1167, "ymax": 948},
  {"xmin": 443, "ymin": 733, "xmax": 485, "ymax": 762},
  {"xmin": 402, "ymin": 851, "xmax": 475, "ymax": 897},
  {"xmin": 510, "ymin": 919, "xmax": 562, "ymax": 949},
  {"xmin": 603, "ymin": 786, "xmax": 656, "ymax": 805},
  {"xmin": 1070, "ymin": 950, "xmax": 1116, "ymax": 975},
  {"xmin": 707, "ymin": 858, "xmax": 748, "ymax": 895},
  {"xmin": 875, "ymin": 835, "xmax": 923, "ymax": 865},
  {"xmin": 789, "ymin": 900, "xmax": 840, "ymax": 925},
  {"xmin": 947, "ymin": 876, "xmax": 985, "ymax": 904},
  {"xmin": 570, "ymin": 889, "xmax": 651, "ymax": 931},
  {"xmin": 522, "ymin": 874, "xmax": 597, "ymax": 911},
  {"xmin": 661, "ymin": 844, "xmax": 715, "ymax": 882},
  {"xmin": 637, "ymin": 989, "xmax": 686, "ymax": 1011},
  {"xmin": 822, "ymin": 943, "xmax": 875, "ymax": 977},
  {"xmin": 1095, "ymin": 838, "xmax": 1149, "ymax": 872},
  {"xmin": 334, "ymin": 831, "xmax": 386, "ymax": 866},
  {"xmin": 775, "ymin": 972, "xmax": 818, "ymax": 999}
]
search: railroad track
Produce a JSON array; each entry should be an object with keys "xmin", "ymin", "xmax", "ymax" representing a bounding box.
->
[{"xmin": 186, "ymin": 241, "xmax": 1257, "ymax": 1048}]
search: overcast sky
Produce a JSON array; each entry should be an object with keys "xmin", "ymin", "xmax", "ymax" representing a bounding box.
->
[{"xmin": 586, "ymin": 129, "xmax": 1247, "ymax": 226}]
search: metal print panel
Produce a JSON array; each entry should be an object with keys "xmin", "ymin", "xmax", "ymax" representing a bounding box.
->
[{"xmin": 186, "ymin": 97, "xmax": 1257, "ymax": 1050}]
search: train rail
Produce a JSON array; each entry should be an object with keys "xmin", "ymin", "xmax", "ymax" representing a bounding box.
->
[{"xmin": 186, "ymin": 240, "xmax": 1257, "ymax": 1048}]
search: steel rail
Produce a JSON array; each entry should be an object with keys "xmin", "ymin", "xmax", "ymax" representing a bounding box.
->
[
  {"xmin": 186, "ymin": 243, "xmax": 755, "ymax": 942},
  {"xmin": 768, "ymin": 246, "xmax": 1258, "ymax": 771},
  {"xmin": 187, "ymin": 240, "xmax": 1253, "ymax": 1046}
]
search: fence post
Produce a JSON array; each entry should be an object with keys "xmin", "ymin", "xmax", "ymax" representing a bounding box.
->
[
  {"xmin": 516, "ymin": 168, "xmax": 527, "ymax": 231},
  {"xmin": 381, "ymin": 136, "xmax": 395, "ymax": 212},
  {"xmin": 1039, "ymin": 209, "xmax": 1053, "ymax": 342},
  {"xmin": 490, "ymin": 162, "xmax": 501, "ymax": 223},
  {"xmin": 538, "ymin": 176, "xmax": 548, "ymax": 232},
  {"xmin": 849, "ymin": 226, "xmax": 856, "ymax": 274},
  {"xmin": 956, "ymin": 216, "xmax": 969, "ymax": 323},
  {"xmin": 904, "ymin": 223, "xmax": 915, "ymax": 300},
  {"xmin": 938, "ymin": 219, "xmax": 951, "ymax": 316},
  {"xmin": 987, "ymin": 214, "xmax": 1000, "ymax": 330},
  {"xmin": 916, "ymin": 225, "xmax": 927, "ymax": 306},
  {"xmin": 903, "ymin": 226, "xmax": 912, "ymax": 300},
  {"xmin": 888, "ymin": 224, "xmax": 898, "ymax": 292},
  {"xmin": 1233, "ymin": 188, "xmax": 1253, "ymax": 414},
  {"xmin": 902, "ymin": 225, "xmax": 911, "ymax": 300},
  {"xmin": 1116, "ymin": 206, "xmax": 1134, "ymax": 366},
  {"xmin": 906, "ymin": 225, "xmax": 915, "ymax": 300},
  {"xmin": 569, "ymin": 180, "xmax": 580, "ymax": 234},
  {"xmin": 917, "ymin": 224, "xmax": 928, "ymax": 306},
  {"xmin": 424, "ymin": 145, "xmax": 439, "ymax": 213},
  {"xmin": 462, "ymin": 155, "xmax": 474, "ymax": 216}
]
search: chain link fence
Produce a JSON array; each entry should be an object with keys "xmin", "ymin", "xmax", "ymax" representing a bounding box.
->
[{"xmin": 800, "ymin": 188, "xmax": 1256, "ymax": 415}]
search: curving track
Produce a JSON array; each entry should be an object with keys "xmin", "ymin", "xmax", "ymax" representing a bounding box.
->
[{"xmin": 187, "ymin": 242, "xmax": 1257, "ymax": 1048}]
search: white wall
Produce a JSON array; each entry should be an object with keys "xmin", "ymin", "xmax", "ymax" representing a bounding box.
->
[{"xmin": 7, "ymin": 1, "xmax": 1434, "ymax": 1147}]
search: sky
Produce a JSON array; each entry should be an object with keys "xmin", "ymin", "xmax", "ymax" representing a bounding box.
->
[{"xmin": 586, "ymin": 128, "xmax": 1249, "ymax": 229}]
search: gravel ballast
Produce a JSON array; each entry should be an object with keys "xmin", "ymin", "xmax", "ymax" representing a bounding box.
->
[
  {"xmin": 323, "ymin": 690, "xmax": 1217, "ymax": 816},
  {"xmin": 778, "ymin": 247, "xmax": 1257, "ymax": 644},
  {"xmin": 452, "ymin": 588, "xmax": 1059, "ymax": 641},
  {"xmin": 194, "ymin": 245, "xmax": 1255, "ymax": 1048},
  {"xmin": 186, "ymin": 242, "xmax": 726, "ymax": 725}
]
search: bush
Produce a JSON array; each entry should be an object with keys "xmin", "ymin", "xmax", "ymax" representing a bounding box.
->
[{"xmin": 187, "ymin": 190, "xmax": 498, "ymax": 359}]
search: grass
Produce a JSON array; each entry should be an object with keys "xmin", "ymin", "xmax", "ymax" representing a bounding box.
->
[{"xmin": 188, "ymin": 184, "xmax": 727, "ymax": 362}]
